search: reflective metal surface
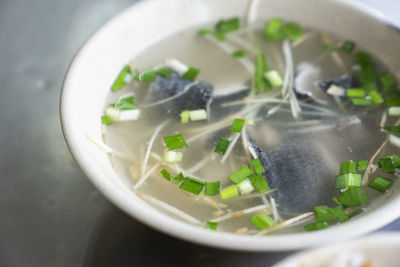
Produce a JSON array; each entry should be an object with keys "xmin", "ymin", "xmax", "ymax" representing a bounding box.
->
[{"xmin": 0, "ymin": 0, "xmax": 399, "ymax": 266}]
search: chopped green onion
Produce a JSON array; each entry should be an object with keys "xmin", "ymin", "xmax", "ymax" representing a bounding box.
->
[
  {"xmin": 163, "ymin": 133, "xmax": 188, "ymax": 150},
  {"xmin": 335, "ymin": 173, "xmax": 362, "ymax": 189},
  {"xmin": 332, "ymin": 197, "xmax": 341, "ymax": 205},
  {"xmin": 250, "ymin": 214, "xmax": 276, "ymax": 230},
  {"xmin": 380, "ymin": 73, "xmax": 397, "ymax": 92},
  {"xmin": 215, "ymin": 17, "xmax": 240, "ymax": 34},
  {"xmin": 282, "ymin": 22, "xmax": 303, "ymax": 42},
  {"xmin": 340, "ymin": 41, "xmax": 355, "ymax": 54},
  {"xmin": 304, "ymin": 221, "xmax": 329, "ymax": 232},
  {"xmin": 179, "ymin": 177, "xmax": 205, "ymax": 195},
  {"xmin": 205, "ymin": 221, "xmax": 218, "ymax": 230},
  {"xmin": 231, "ymin": 118, "xmax": 245, "ymax": 132},
  {"xmin": 347, "ymin": 89, "xmax": 365, "ymax": 98},
  {"xmin": 101, "ymin": 115, "xmax": 112, "ymax": 125},
  {"xmin": 160, "ymin": 169, "xmax": 171, "ymax": 181},
  {"xmin": 232, "ymin": 50, "xmax": 247, "ymax": 58},
  {"xmin": 254, "ymin": 52, "xmax": 271, "ymax": 92},
  {"xmin": 111, "ymin": 65, "xmax": 132, "ymax": 91},
  {"xmin": 182, "ymin": 67, "xmax": 200, "ymax": 81},
  {"xmin": 356, "ymin": 51, "xmax": 377, "ymax": 85},
  {"xmin": 220, "ymin": 185, "xmax": 239, "ymax": 200},
  {"xmin": 356, "ymin": 51, "xmax": 371, "ymax": 65},
  {"xmin": 383, "ymin": 126, "xmax": 400, "ymax": 132},
  {"xmin": 189, "ymin": 109, "xmax": 207, "ymax": 121},
  {"xmin": 228, "ymin": 165, "xmax": 254, "ymax": 184},
  {"xmin": 314, "ymin": 205, "xmax": 336, "ymax": 223},
  {"xmin": 264, "ymin": 70, "xmax": 283, "ymax": 87},
  {"xmin": 157, "ymin": 68, "xmax": 172, "ymax": 78},
  {"xmin": 368, "ymin": 90, "xmax": 384, "ymax": 104},
  {"xmin": 332, "ymin": 206, "xmax": 349, "ymax": 223},
  {"xmin": 357, "ymin": 160, "xmax": 368, "ymax": 172},
  {"xmin": 368, "ymin": 175, "xmax": 393, "ymax": 192},
  {"xmin": 180, "ymin": 110, "xmax": 189, "ymax": 124},
  {"xmin": 385, "ymin": 98, "xmax": 400, "ymax": 107},
  {"xmin": 205, "ymin": 181, "xmax": 220, "ymax": 196},
  {"xmin": 351, "ymin": 98, "xmax": 373, "ymax": 106},
  {"xmin": 264, "ymin": 18, "xmax": 284, "ymax": 40},
  {"xmin": 388, "ymin": 107, "xmax": 400, "ymax": 116},
  {"xmin": 338, "ymin": 187, "xmax": 369, "ymax": 208},
  {"xmin": 215, "ymin": 32, "xmax": 225, "ymax": 41},
  {"xmin": 321, "ymin": 43, "xmax": 338, "ymax": 51},
  {"xmin": 251, "ymin": 158, "xmax": 265, "ymax": 174},
  {"xmin": 340, "ymin": 161, "xmax": 357, "ymax": 175},
  {"xmin": 172, "ymin": 172, "xmax": 184, "ymax": 184},
  {"xmin": 136, "ymin": 69, "xmax": 156, "ymax": 82},
  {"xmin": 349, "ymin": 208, "xmax": 364, "ymax": 218},
  {"xmin": 214, "ymin": 137, "xmax": 230, "ymax": 155},
  {"xmin": 237, "ymin": 179, "xmax": 255, "ymax": 194},
  {"xmin": 249, "ymin": 174, "xmax": 270, "ymax": 193},
  {"xmin": 377, "ymin": 155, "xmax": 400, "ymax": 173},
  {"xmin": 198, "ymin": 28, "xmax": 212, "ymax": 36},
  {"xmin": 115, "ymin": 96, "xmax": 135, "ymax": 110},
  {"xmin": 163, "ymin": 151, "xmax": 183, "ymax": 163},
  {"xmin": 362, "ymin": 83, "xmax": 378, "ymax": 92}
]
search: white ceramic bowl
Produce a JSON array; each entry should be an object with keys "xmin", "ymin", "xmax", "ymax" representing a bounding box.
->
[
  {"xmin": 61, "ymin": 0, "xmax": 400, "ymax": 251},
  {"xmin": 273, "ymin": 233, "xmax": 400, "ymax": 267}
]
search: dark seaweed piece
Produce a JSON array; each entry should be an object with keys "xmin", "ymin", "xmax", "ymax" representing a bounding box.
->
[
  {"xmin": 318, "ymin": 74, "xmax": 358, "ymax": 91},
  {"xmin": 251, "ymin": 137, "xmax": 336, "ymax": 214},
  {"xmin": 148, "ymin": 71, "xmax": 213, "ymax": 116}
]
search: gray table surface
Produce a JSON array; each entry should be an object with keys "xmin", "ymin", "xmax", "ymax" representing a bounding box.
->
[{"xmin": 1, "ymin": 0, "xmax": 399, "ymax": 266}]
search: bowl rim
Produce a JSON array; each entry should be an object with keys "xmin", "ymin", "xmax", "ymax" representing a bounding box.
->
[{"xmin": 60, "ymin": 0, "xmax": 400, "ymax": 251}]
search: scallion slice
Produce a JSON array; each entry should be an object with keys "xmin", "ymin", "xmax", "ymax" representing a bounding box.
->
[
  {"xmin": 254, "ymin": 52, "xmax": 271, "ymax": 92},
  {"xmin": 160, "ymin": 169, "xmax": 171, "ymax": 181},
  {"xmin": 180, "ymin": 110, "xmax": 189, "ymax": 124},
  {"xmin": 215, "ymin": 32, "xmax": 225, "ymax": 41},
  {"xmin": 380, "ymin": 73, "xmax": 397, "ymax": 92},
  {"xmin": 205, "ymin": 221, "xmax": 218, "ymax": 231},
  {"xmin": 251, "ymin": 159, "xmax": 265, "ymax": 174},
  {"xmin": 338, "ymin": 187, "xmax": 369, "ymax": 208},
  {"xmin": 136, "ymin": 69, "xmax": 156, "ymax": 82},
  {"xmin": 351, "ymin": 98, "xmax": 373, "ymax": 106},
  {"xmin": 215, "ymin": 17, "xmax": 240, "ymax": 34},
  {"xmin": 368, "ymin": 176, "xmax": 393, "ymax": 192},
  {"xmin": 347, "ymin": 89, "xmax": 365, "ymax": 98},
  {"xmin": 189, "ymin": 109, "xmax": 207, "ymax": 121},
  {"xmin": 163, "ymin": 133, "xmax": 188, "ymax": 150},
  {"xmin": 157, "ymin": 68, "xmax": 172, "ymax": 78},
  {"xmin": 111, "ymin": 65, "xmax": 132, "ymax": 91},
  {"xmin": 349, "ymin": 208, "xmax": 364, "ymax": 218},
  {"xmin": 249, "ymin": 174, "xmax": 270, "ymax": 193},
  {"xmin": 377, "ymin": 155, "xmax": 400, "ymax": 174},
  {"xmin": 231, "ymin": 118, "xmax": 245, "ymax": 132},
  {"xmin": 335, "ymin": 173, "xmax": 362, "ymax": 189},
  {"xmin": 340, "ymin": 161, "xmax": 357, "ymax": 175},
  {"xmin": 282, "ymin": 22, "xmax": 303, "ymax": 42},
  {"xmin": 101, "ymin": 115, "xmax": 112, "ymax": 125},
  {"xmin": 220, "ymin": 185, "xmax": 239, "ymax": 200},
  {"xmin": 163, "ymin": 151, "xmax": 183, "ymax": 163},
  {"xmin": 264, "ymin": 18, "xmax": 284, "ymax": 40},
  {"xmin": 214, "ymin": 137, "xmax": 230, "ymax": 155},
  {"xmin": 314, "ymin": 205, "xmax": 335, "ymax": 223},
  {"xmin": 388, "ymin": 107, "xmax": 400, "ymax": 116},
  {"xmin": 205, "ymin": 181, "xmax": 220, "ymax": 196},
  {"xmin": 250, "ymin": 214, "xmax": 276, "ymax": 230},
  {"xmin": 115, "ymin": 96, "xmax": 135, "ymax": 110},
  {"xmin": 237, "ymin": 179, "xmax": 255, "ymax": 195},
  {"xmin": 304, "ymin": 221, "xmax": 329, "ymax": 232},
  {"xmin": 385, "ymin": 98, "xmax": 400, "ymax": 107},
  {"xmin": 179, "ymin": 177, "xmax": 205, "ymax": 195},
  {"xmin": 172, "ymin": 172, "xmax": 184, "ymax": 184},
  {"xmin": 357, "ymin": 159, "xmax": 368, "ymax": 172},
  {"xmin": 264, "ymin": 70, "xmax": 283, "ymax": 87},
  {"xmin": 198, "ymin": 28, "xmax": 212, "ymax": 36},
  {"xmin": 368, "ymin": 90, "xmax": 384, "ymax": 104},
  {"xmin": 332, "ymin": 206, "xmax": 349, "ymax": 223},
  {"xmin": 340, "ymin": 41, "xmax": 355, "ymax": 54},
  {"xmin": 232, "ymin": 50, "xmax": 247, "ymax": 58},
  {"xmin": 383, "ymin": 126, "xmax": 400, "ymax": 133},
  {"xmin": 228, "ymin": 165, "xmax": 254, "ymax": 184},
  {"xmin": 182, "ymin": 67, "xmax": 200, "ymax": 81}
]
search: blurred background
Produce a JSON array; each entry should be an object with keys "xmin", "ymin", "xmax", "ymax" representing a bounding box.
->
[{"xmin": 0, "ymin": 0, "xmax": 399, "ymax": 266}]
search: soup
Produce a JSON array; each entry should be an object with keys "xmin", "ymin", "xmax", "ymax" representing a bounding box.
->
[{"xmin": 93, "ymin": 16, "xmax": 400, "ymax": 235}]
